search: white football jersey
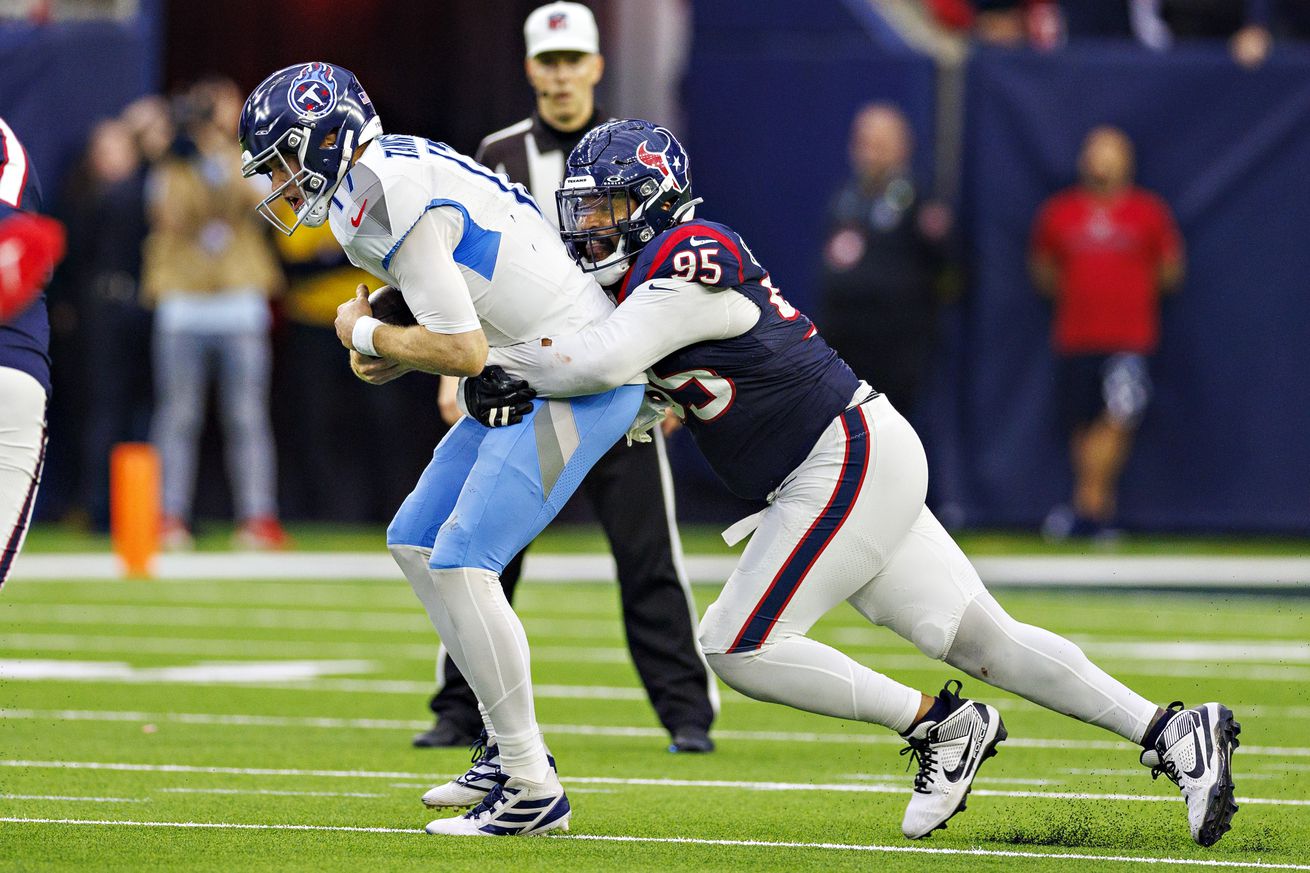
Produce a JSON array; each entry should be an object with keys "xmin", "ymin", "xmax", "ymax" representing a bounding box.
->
[{"xmin": 328, "ymin": 135, "xmax": 613, "ymax": 347}]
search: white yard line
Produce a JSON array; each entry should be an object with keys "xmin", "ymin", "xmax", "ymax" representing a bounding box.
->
[
  {"xmin": 2, "ymin": 760, "xmax": 1306, "ymax": 808},
  {"xmin": 3, "ymin": 709, "xmax": 1308, "ymax": 759},
  {"xmin": 0, "ymin": 817, "xmax": 1306, "ymax": 869},
  {"xmin": 0, "ymin": 634, "xmax": 633, "ymax": 665},
  {"xmin": 2, "ymin": 646, "xmax": 1305, "ymax": 684},
  {"xmin": 0, "ymin": 794, "xmax": 144, "ymax": 803},
  {"xmin": 13, "ymin": 551, "xmax": 1310, "ymax": 587},
  {"xmin": 158, "ymin": 788, "xmax": 387, "ymax": 799}
]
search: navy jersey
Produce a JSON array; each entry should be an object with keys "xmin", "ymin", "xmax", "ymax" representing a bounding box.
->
[
  {"xmin": 0, "ymin": 119, "xmax": 50, "ymax": 394},
  {"xmin": 621, "ymin": 219, "xmax": 862, "ymax": 500}
]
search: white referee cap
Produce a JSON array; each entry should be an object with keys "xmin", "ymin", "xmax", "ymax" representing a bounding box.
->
[{"xmin": 524, "ymin": 2, "xmax": 599, "ymax": 58}]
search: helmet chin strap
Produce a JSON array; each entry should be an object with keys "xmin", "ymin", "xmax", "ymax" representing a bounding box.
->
[
  {"xmin": 300, "ymin": 125, "xmax": 362, "ymax": 229},
  {"xmin": 593, "ymin": 260, "xmax": 631, "ymax": 288},
  {"xmin": 672, "ymin": 197, "xmax": 702, "ymax": 223}
]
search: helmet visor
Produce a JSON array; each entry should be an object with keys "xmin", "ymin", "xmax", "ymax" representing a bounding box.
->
[{"xmin": 558, "ymin": 188, "xmax": 635, "ymax": 271}]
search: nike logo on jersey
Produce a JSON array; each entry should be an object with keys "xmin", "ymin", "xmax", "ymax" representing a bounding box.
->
[
  {"xmin": 350, "ymin": 200, "xmax": 368, "ymax": 228},
  {"xmin": 688, "ymin": 237, "xmax": 715, "ymax": 246}
]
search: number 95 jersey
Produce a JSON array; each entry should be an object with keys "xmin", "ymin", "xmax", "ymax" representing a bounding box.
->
[{"xmin": 622, "ymin": 219, "xmax": 862, "ymax": 501}]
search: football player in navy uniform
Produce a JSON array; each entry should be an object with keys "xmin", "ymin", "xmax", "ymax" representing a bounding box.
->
[
  {"xmin": 482, "ymin": 120, "xmax": 1241, "ymax": 847},
  {"xmin": 0, "ymin": 119, "xmax": 65, "ymax": 590}
]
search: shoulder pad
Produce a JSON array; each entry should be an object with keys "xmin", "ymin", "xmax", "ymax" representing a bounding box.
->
[
  {"xmin": 329, "ymin": 155, "xmax": 433, "ymax": 275},
  {"xmin": 617, "ymin": 220, "xmax": 764, "ymax": 302}
]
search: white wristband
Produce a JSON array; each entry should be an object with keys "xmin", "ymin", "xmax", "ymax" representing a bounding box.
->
[{"xmin": 352, "ymin": 316, "xmax": 384, "ymax": 357}]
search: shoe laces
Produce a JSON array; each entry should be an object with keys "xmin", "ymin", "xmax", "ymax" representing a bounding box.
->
[
  {"xmin": 1147, "ymin": 701, "xmax": 1186, "ymax": 786},
  {"xmin": 464, "ymin": 784, "xmax": 505, "ymax": 820},
  {"xmin": 900, "ymin": 737, "xmax": 937, "ymax": 794},
  {"xmin": 1150, "ymin": 756, "xmax": 1181, "ymax": 786},
  {"xmin": 468, "ymin": 730, "xmax": 491, "ymax": 765}
]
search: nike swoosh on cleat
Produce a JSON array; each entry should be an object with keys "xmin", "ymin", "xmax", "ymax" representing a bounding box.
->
[
  {"xmin": 942, "ymin": 706, "xmax": 989, "ymax": 782},
  {"xmin": 1184, "ymin": 711, "xmax": 1209, "ymax": 780}
]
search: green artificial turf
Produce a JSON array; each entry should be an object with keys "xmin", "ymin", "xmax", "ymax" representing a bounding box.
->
[{"xmin": 1, "ymin": 556, "xmax": 1307, "ymax": 871}]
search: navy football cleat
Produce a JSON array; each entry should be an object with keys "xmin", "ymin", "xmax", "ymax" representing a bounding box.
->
[
  {"xmin": 1141, "ymin": 702, "xmax": 1241, "ymax": 847},
  {"xmin": 424, "ymin": 772, "xmax": 571, "ymax": 836},
  {"xmin": 899, "ymin": 680, "xmax": 1006, "ymax": 839}
]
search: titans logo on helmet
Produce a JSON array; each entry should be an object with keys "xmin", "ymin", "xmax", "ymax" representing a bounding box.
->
[{"xmin": 288, "ymin": 62, "xmax": 339, "ymax": 122}]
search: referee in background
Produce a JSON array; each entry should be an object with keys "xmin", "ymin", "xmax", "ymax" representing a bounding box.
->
[{"xmin": 416, "ymin": 1, "xmax": 717, "ymax": 754}]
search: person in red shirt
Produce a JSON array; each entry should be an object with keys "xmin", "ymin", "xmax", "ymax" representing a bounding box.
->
[{"xmin": 1029, "ymin": 126, "xmax": 1184, "ymax": 538}]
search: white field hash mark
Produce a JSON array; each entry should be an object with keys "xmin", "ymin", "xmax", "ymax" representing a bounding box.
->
[
  {"xmin": 0, "ymin": 818, "xmax": 1307, "ymax": 870},
  {"xmin": 4, "ymin": 708, "xmax": 1310, "ymax": 759},
  {"xmin": 4, "ymin": 760, "xmax": 1309, "ymax": 808}
]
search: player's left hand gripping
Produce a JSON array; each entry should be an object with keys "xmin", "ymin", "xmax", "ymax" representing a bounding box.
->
[
  {"xmin": 335, "ymin": 284, "xmax": 373, "ymax": 350},
  {"xmin": 464, "ymin": 366, "xmax": 536, "ymax": 427}
]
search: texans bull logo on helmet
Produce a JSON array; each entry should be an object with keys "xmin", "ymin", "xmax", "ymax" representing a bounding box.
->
[
  {"xmin": 288, "ymin": 62, "xmax": 339, "ymax": 122},
  {"xmin": 636, "ymin": 135, "xmax": 687, "ymax": 192}
]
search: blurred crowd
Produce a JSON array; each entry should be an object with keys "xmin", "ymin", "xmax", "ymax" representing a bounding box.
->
[
  {"xmin": 928, "ymin": 0, "xmax": 1310, "ymax": 64},
  {"xmin": 39, "ymin": 0, "xmax": 1210, "ymax": 544},
  {"xmin": 45, "ymin": 77, "xmax": 441, "ymax": 545}
]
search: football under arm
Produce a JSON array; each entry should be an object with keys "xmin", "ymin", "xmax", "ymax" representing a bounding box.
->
[
  {"xmin": 486, "ymin": 279, "xmax": 760, "ymax": 397},
  {"xmin": 372, "ymin": 208, "xmax": 488, "ymax": 377}
]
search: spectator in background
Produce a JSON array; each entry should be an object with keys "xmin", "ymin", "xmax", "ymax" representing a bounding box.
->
[
  {"xmin": 271, "ymin": 202, "xmax": 414, "ymax": 521},
  {"xmin": 142, "ymin": 78, "xmax": 288, "ymax": 550},
  {"xmin": 815, "ymin": 103, "xmax": 951, "ymax": 423},
  {"xmin": 1030, "ymin": 126, "xmax": 1183, "ymax": 539},
  {"xmin": 1128, "ymin": 0, "xmax": 1273, "ymax": 66},
  {"xmin": 62, "ymin": 111, "xmax": 163, "ymax": 530},
  {"xmin": 929, "ymin": 0, "xmax": 1064, "ymax": 47}
]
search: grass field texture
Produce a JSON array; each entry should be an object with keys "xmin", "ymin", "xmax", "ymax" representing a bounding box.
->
[{"xmin": 2, "ymin": 527, "xmax": 1308, "ymax": 871}]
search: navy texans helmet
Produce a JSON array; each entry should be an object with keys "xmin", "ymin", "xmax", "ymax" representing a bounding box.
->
[
  {"xmin": 558, "ymin": 119, "xmax": 700, "ymax": 286},
  {"xmin": 238, "ymin": 61, "xmax": 382, "ymax": 234}
]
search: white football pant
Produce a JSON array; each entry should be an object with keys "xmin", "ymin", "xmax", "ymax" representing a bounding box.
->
[
  {"xmin": 701, "ymin": 394, "xmax": 1159, "ymax": 743},
  {"xmin": 0, "ymin": 367, "xmax": 46, "ymax": 588}
]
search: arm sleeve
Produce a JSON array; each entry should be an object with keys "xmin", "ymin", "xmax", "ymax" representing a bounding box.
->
[
  {"xmin": 386, "ymin": 206, "xmax": 482, "ymax": 335},
  {"xmin": 486, "ymin": 279, "xmax": 759, "ymax": 397}
]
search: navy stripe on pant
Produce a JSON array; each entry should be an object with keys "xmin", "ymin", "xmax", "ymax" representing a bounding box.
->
[{"xmin": 727, "ymin": 406, "xmax": 871, "ymax": 653}]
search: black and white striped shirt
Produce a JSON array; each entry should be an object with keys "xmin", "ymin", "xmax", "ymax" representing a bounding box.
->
[{"xmin": 475, "ymin": 109, "xmax": 610, "ymax": 230}]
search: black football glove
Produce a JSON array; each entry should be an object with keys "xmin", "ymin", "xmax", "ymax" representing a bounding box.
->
[{"xmin": 463, "ymin": 365, "xmax": 536, "ymax": 427}]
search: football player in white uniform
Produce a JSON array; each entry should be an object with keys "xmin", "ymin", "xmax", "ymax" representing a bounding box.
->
[
  {"xmin": 239, "ymin": 63, "xmax": 646, "ymax": 837},
  {"xmin": 481, "ymin": 120, "xmax": 1241, "ymax": 847}
]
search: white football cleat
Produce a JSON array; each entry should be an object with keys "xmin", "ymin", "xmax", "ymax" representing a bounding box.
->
[
  {"xmin": 422, "ymin": 732, "xmax": 506, "ymax": 808},
  {"xmin": 424, "ymin": 772, "xmax": 571, "ymax": 836},
  {"xmin": 900, "ymin": 680, "xmax": 1006, "ymax": 839},
  {"xmin": 421, "ymin": 731, "xmax": 560, "ymax": 809},
  {"xmin": 1141, "ymin": 701, "xmax": 1241, "ymax": 847}
]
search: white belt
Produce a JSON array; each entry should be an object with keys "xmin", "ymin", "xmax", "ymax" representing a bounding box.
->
[{"xmin": 721, "ymin": 508, "xmax": 768, "ymax": 547}]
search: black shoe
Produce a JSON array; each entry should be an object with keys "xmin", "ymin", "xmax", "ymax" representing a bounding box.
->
[
  {"xmin": 668, "ymin": 726, "xmax": 715, "ymax": 753},
  {"xmin": 412, "ymin": 719, "xmax": 480, "ymax": 748}
]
